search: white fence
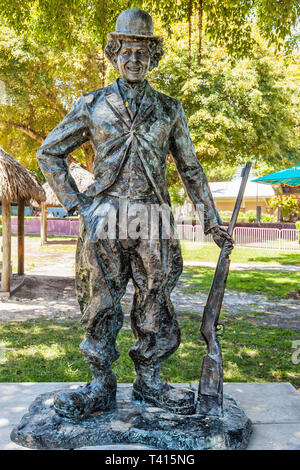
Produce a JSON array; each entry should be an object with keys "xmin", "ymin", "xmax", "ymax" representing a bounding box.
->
[{"xmin": 176, "ymin": 225, "xmax": 300, "ymax": 251}]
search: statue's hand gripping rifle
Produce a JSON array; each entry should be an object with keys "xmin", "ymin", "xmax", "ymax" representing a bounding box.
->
[{"xmin": 197, "ymin": 162, "xmax": 251, "ymax": 417}]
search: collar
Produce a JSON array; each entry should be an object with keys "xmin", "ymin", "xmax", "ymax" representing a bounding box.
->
[
  {"xmin": 104, "ymin": 80, "xmax": 154, "ymax": 130},
  {"xmin": 118, "ymin": 78, "xmax": 147, "ymax": 96}
]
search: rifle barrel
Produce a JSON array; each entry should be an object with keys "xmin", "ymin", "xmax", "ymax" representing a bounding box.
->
[
  {"xmin": 227, "ymin": 162, "xmax": 252, "ymax": 236},
  {"xmin": 197, "ymin": 161, "xmax": 252, "ymax": 416}
]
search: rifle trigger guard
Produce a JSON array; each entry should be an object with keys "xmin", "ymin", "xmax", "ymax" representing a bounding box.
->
[{"xmin": 216, "ymin": 323, "xmax": 225, "ymax": 337}]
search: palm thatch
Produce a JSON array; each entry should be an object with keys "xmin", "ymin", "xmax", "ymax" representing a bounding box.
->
[
  {"xmin": 0, "ymin": 147, "xmax": 45, "ymax": 204},
  {"xmin": 42, "ymin": 162, "xmax": 95, "ymax": 207},
  {"xmin": 42, "ymin": 183, "xmax": 61, "ymax": 207}
]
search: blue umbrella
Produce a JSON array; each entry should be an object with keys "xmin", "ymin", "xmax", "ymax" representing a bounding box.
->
[{"xmin": 252, "ymin": 163, "xmax": 300, "ymax": 186}]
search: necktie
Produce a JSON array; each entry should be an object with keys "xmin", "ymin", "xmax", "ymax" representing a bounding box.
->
[
  {"xmin": 126, "ymin": 87, "xmax": 138, "ymax": 121},
  {"xmin": 119, "ymin": 79, "xmax": 146, "ymax": 121}
]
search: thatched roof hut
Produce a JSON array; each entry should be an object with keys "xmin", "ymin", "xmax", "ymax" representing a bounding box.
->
[
  {"xmin": 42, "ymin": 162, "xmax": 94, "ymax": 207},
  {"xmin": 0, "ymin": 146, "xmax": 46, "ymax": 293},
  {"xmin": 38, "ymin": 162, "xmax": 94, "ymax": 245},
  {"xmin": 0, "ymin": 147, "xmax": 45, "ymax": 205}
]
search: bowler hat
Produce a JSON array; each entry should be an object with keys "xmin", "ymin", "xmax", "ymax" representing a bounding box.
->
[{"xmin": 107, "ymin": 8, "xmax": 163, "ymax": 42}]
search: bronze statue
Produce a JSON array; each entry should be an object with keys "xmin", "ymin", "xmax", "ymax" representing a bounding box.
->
[{"xmin": 37, "ymin": 8, "xmax": 233, "ymax": 420}]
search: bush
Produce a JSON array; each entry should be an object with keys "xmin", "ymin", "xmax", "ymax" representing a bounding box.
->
[
  {"xmin": 245, "ymin": 210, "xmax": 257, "ymax": 223},
  {"xmin": 238, "ymin": 212, "xmax": 249, "ymax": 222},
  {"xmin": 219, "ymin": 211, "xmax": 232, "ymax": 222},
  {"xmin": 219, "ymin": 210, "xmax": 258, "ymax": 223},
  {"xmin": 261, "ymin": 213, "xmax": 275, "ymax": 222}
]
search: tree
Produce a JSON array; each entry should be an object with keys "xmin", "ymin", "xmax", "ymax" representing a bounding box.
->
[
  {"xmin": 0, "ymin": 1, "xmax": 299, "ymax": 60},
  {"xmin": 149, "ymin": 21, "xmax": 300, "ymax": 185},
  {"xmin": 269, "ymin": 194, "xmax": 300, "ymax": 221},
  {"xmin": 0, "ymin": 9, "xmax": 299, "ymax": 188},
  {"xmin": 0, "ymin": 23, "xmax": 103, "ymax": 174}
]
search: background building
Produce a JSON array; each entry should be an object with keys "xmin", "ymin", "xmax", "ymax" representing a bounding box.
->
[{"xmin": 174, "ymin": 167, "xmax": 275, "ymax": 220}]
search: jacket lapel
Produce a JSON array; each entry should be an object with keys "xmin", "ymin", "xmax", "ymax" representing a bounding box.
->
[{"xmin": 104, "ymin": 81, "xmax": 131, "ymax": 130}]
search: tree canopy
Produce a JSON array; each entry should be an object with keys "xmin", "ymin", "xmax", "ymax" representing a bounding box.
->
[
  {"xmin": 0, "ymin": 3, "xmax": 299, "ymax": 187},
  {"xmin": 151, "ymin": 21, "xmax": 300, "ymax": 176},
  {"xmin": 1, "ymin": 1, "xmax": 299, "ymax": 55}
]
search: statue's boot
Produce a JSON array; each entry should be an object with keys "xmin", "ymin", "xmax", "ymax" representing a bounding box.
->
[
  {"xmin": 53, "ymin": 370, "xmax": 117, "ymax": 419},
  {"xmin": 132, "ymin": 366, "xmax": 195, "ymax": 415}
]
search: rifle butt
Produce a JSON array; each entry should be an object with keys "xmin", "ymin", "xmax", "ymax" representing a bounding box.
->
[
  {"xmin": 197, "ymin": 353, "xmax": 223, "ymax": 417},
  {"xmin": 197, "ymin": 393, "xmax": 223, "ymax": 417}
]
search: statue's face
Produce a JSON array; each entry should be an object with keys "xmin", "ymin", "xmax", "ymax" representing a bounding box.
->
[{"xmin": 117, "ymin": 41, "xmax": 150, "ymax": 82}]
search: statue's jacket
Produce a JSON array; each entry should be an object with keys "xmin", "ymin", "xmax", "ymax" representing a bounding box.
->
[{"xmin": 37, "ymin": 79, "xmax": 222, "ymax": 237}]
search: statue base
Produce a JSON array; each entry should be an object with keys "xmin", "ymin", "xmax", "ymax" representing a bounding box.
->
[{"xmin": 10, "ymin": 385, "xmax": 252, "ymax": 450}]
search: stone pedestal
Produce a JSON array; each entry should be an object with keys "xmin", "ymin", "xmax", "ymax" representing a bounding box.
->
[{"xmin": 11, "ymin": 385, "xmax": 252, "ymax": 450}]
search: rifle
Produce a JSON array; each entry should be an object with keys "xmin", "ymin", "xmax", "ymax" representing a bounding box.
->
[{"xmin": 197, "ymin": 162, "xmax": 252, "ymax": 417}]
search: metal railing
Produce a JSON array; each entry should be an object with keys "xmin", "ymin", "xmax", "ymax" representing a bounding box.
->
[{"xmin": 176, "ymin": 224, "xmax": 300, "ymax": 251}]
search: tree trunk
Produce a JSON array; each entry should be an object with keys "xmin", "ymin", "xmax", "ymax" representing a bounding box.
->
[
  {"xmin": 17, "ymin": 197, "xmax": 25, "ymax": 275},
  {"xmin": 99, "ymin": 0, "xmax": 106, "ymax": 88},
  {"xmin": 0, "ymin": 121, "xmax": 44, "ymax": 143},
  {"xmin": 277, "ymin": 205, "xmax": 282, "ymax": 223},
  {"xmin": 82, "ymin": 142, "xmax": 94, "ymax": 173},
  {"xmin": 198, "ymin": 0, "xmax": 203, "ymax": 66},
  {"xmin": 188, "ymin": 0, "xmax": 192, "ymax": 80},
  {"xmin": 1, "ymin": 199, "xmax": 11, "ymax": 292},
  {"xmin": 40, "ymin": 203, "xmax": 47, "ymax": 246}
]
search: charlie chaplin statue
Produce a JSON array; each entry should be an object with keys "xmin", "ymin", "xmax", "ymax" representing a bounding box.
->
[{"xmin": 37, "ymin": 9, "xmax": 233, "ymax": 419}]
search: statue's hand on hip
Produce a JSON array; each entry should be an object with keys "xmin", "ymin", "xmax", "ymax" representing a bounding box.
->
[{"xmin": 210, "ymin": 226, "xmax": 234, "ymax": 255}]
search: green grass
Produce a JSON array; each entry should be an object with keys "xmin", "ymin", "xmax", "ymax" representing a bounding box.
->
[
  {"xmin": 180, "ymin": 241, "xmax": 300, "ymax": 265},
  {"xmin": 0, "ymin": 319, "xmax": 299, "ymax": 389},
  {"xmin": 182, "ymin": 266, "xmax": 300, "ymax": 299}
]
